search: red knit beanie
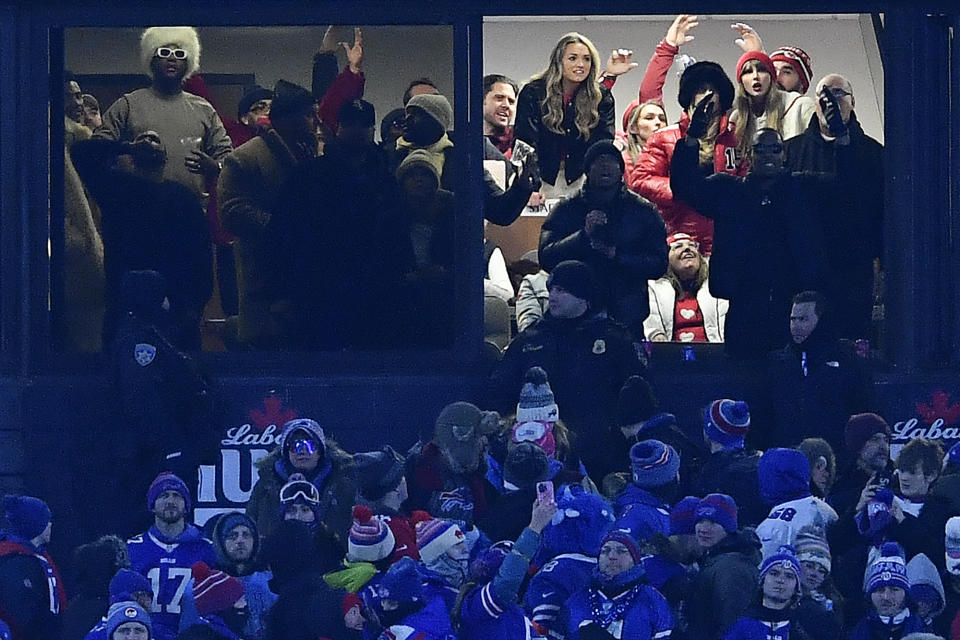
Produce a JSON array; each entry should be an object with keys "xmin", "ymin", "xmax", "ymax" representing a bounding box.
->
[
  {"xmin": 770, "ymin": 46, "xmax": 813, "ymax": 93},
  {"xmin": 736, "ymin": 51, "xmax": 775, "ymax": 80},
  {"xmin": 191, "ymin": 561, "xmax": 245, "ymax": 616}
]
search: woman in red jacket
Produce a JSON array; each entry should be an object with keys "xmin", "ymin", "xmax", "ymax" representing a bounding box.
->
[{"xmin": 629, "ymin": 61, "xmax": 740, "ymax": 256}]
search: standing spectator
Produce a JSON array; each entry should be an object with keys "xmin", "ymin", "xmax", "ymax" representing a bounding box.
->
[
  {"xmin": 769, "ymin": 47, "xmax": 813, "ymax": 94},
  {"xmin": 71, "ymin": 133, "xmax": 213, "ymax": 349},
  {"xmin": 643, "ymin": 233, "xmax": 728, "ymax": 343},
  {"xmin": 185, "ymin": 561, "xmax": 248, "ymax": 639},
  {"xmin": 690, "ymin": 399, "xmax": 766, "ymax": 528},
  {"xmin": 539, "ymin": 140, "xmax": 668, "ymax": 335},
  {"xmin": 0, "ymin": 495, "xmax": 64, "ymax": 640},
  {"xmin": 850, "ymin": 543, "xmax": 928, "ymax": 640},
  {"xmin": 786, "ymin": 75, "xmax": 884, "ymax": 340},
  {"xmin": 941, "ymin": 518, "xmax": 960, "ymax": 639},
  {"xmin": 415, "ymin": 518, "xmax": 471, "ymax": 591},
  {"xmin": 671, "ymin": 107, "xmax": 833, "ymax": 357},
  {"xmin": 61, "ymin": 535, "xmax": 131, "ymax": 640},
  {"xmin": 794, "ymin": 526, "xmax": 844, "ymax": 637},
  {"xmin": 479, "ymin": 442, "xmax": 551, "ymax": 544},
  {"xmin": 246, "ymin": 418, "xmax": 356, "ymax": 542},
  {"xmin": 126, "ymin": 473, "xmax": 215, "ymax": 638},
  {"xmin": 619, "ymin": 99, "xmax": 667, "ymax": 179},
  {"xmin": 515, "ymin": 32, "xmax": 616, "ymax": 198},
  {"xmin": 353, "ymin": 446, "xmax": 420, "ymax": 563},
  {"xmin": 687, "ymin": 494, "xmax": 762, "ymax": 640},
  {"xmin": 560, "ymin": 529, "xmax": 674, "ymax": 640},
  {"xmin": 482, "ymin": 74, "xmax": 519, "ymax": 156},
  {"xmin": 81, "ymin": 94, "xmax": 103, "ymax": 130},
  {"xmin": 613, "ymin": 440, "xmax": 680, "ymax": 542},
  {"xmin": 755, "ymin": 448, "xmax": 838, "ymax": 558},
  {"xmin": 631, "ymin": 60, "xmax": 740, "ymax": 256},
  {"xmin": 101, "ymin": 603, "xmax": 153, "ymax": 640},
  {"xmin": 210, "ymin": 513, "xmax": 275, "ymax": 640},
  {"xmin": 373, "ymin": 556, "xmax": 456, "ymax": 640},
  {"xmin": 489, "ymin": 260, "xmax": 645, "ymax": 481},
  {"xmin": 388, "ymin": 93, "xmax": 456, "ymax": 192},
  {"xmin": 219, "ymin": 79, "xmax": 317, "ymax": 347},
  {"xmin": 797, "ymin": 438, "xmax": 838, "ymax": 500},
  {"xmin": 94, "ymin": 27, "xmax": 232, "ymax": 199},
  {"xmin": 906, "ymin": 554, "xmax": 946, "ymax": 631},
  {"xmin": 723, "ymin": 545, "xmax": 819, "ymax": 640}
]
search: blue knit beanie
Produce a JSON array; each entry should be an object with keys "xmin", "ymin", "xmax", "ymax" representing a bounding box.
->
[
  {"xmin": 600, "ymin": 529, "xmax": 643, "ymax": 564},
  {"xmin": 758, "ymin": 545, "xmax": 802, "ymax": 598},
  {"xmin": 866, "ymin": 542, "xmax": 910, "ymax": 595},
  {"xmin": 2, "ymin": 495, "xmax": 51, "ymax": 541},
  {"xmin": 695, "ymin": 493, "xmax": 738, "ymax": 533},
  {"xmin": 146, "ymin": 472, "xmax": 191, "ymax": 512},
  {"xmin": 109, "ymin": 568, "xmax": 153, "ymax": 604},
  {"xmin": 105, "ymin": 601, "xmax": 152, "ymax": 637},
  {"xmin": 629, "ymin": 440, "xmax": 680, "ymax": 488},
  {"xmin": 378, "ymin": 556, "xmax": 424, "ymax": 603},
  {"xmin": 670, "ymin": 496, "xmax": 701, "ymax": 536},
  {"xmin": 704, "ymin": 400, "xmax": 750, "ymax": 449}
]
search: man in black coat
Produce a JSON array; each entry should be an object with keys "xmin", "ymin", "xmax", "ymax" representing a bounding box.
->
[
  {"xmin": 785, "ymin": 75, "xmax": 883, "ymax": 341},
  {"xmin": 539, "ymin": 140, "xmax": 668, "ymax": 335}
]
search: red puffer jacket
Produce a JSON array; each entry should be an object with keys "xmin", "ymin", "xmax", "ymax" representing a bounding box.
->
[{"xmin": 628, "ymin": 112, "xmax": 744, "ymax": 256}]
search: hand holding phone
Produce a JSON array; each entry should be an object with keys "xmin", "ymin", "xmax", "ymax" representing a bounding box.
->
[{"xmin": 536, "ymin": 481, "xmax": 555, "ymax": 505}]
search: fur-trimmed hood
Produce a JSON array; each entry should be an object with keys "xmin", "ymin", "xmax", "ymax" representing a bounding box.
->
[{"xmin": 140, "ymin": 26, "xmax": 201, "ymax": 79}]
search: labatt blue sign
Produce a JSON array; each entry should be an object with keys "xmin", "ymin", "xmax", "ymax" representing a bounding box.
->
[
  {"xmin": 889, "ymin": 389, "xmax": 960, "ymax": 460},
  {"xmin": 195, "ymin": 393, "xmax": 298, "ymax": 526}
]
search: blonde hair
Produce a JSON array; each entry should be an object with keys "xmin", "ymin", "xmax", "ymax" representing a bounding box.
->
[
  {"xmin": 732, "ymin": 59, "xmax": 784, "ymax": 168},
  {"xmin": 624, "ymin": 100, "xmax": 666, "ymax": 164},
  {"xmin": 533, "ymin": 32, "xmax": 602, "ymax": 140}
]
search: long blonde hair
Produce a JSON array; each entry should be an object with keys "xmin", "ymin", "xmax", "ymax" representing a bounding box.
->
[
  {"xmin": 533, "ymin": 32, "xmax": 602, "ymax": 140},
  {"xmin": 625, "ymin": 100, "xmax": 666, "ymax": 164},
  {"xmin": 732, "ymin": 59, "xmax": 785, "ymax": 167}
]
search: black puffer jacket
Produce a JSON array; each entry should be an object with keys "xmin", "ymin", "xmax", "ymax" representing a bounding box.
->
[{"xmin": 686, "ymin": 529, "xmax": 762, "ymax": 640}]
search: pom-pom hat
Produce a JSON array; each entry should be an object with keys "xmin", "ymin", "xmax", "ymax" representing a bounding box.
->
[
  {"xmin": 770, "ymin": 46, "xmax": 813, "ymax": 94},
  {"xmin": 704, "ymin": 399, "xmax": 750, "ymax": 449},
  {"xmin": 516, "ymin": 366, "xmax": 559, "ymax": 425},
  {"xmin": 759, "ymin": 545, "xmax": 802, "ymax": 598},
  {"xmin": 865, "ymin": 542, "xmax": 910, "ymax": 594},
  {"xmin": 629, "ymin": 440, "xmax": 680, "ymax": 488},
  {"xmin": 347, "ymin": 505, "xmax": 396, "ymax": 563},
  {"xmin": 415, "ymin": 516, "xmax": 465, "ymax": 565},
  {"xmin": 192, "ymin": 561, "xmax": 245, "ymax": 615}
]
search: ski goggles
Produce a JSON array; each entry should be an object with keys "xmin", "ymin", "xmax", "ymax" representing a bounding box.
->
[
  {"xmin": 289, "ymin": 438, "xmax": 318, "ymax": 456},
  {"xmin": 279, "ymin": 480, "xmax": 319, "ymax": 505}
]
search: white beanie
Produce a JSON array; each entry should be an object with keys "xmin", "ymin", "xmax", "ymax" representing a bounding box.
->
[
  {"xmin": 140, "ymin": 27, "xmax": 201, "ymax": 79},
  {"xmin": 946, "ymin": 516, "xmax": 960, "ymax": 576}
]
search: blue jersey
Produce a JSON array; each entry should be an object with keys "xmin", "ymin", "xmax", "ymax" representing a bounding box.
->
[
  {"xmin": 127, "ymin": 525, "xmax": 216, "ymax": 634},
  {"xmin": 524, "ymin": 553, "xmax": 596, "ymax": 636}
]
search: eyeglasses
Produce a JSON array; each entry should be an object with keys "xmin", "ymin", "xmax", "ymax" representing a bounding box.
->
[
  {"xmin": 155, "ymin": 47, "xmax": 188, "ymax": 60},
  {"xmin": 248, "ymin": 100, "xmax": 271, "ymax": 115},
  {"xmin": 825, "ymin": 87, "xmax": 852, "ymax": 99},
  {"xmin": 279, "ymin": 480, "xmax": 320, "ymax": 505}
]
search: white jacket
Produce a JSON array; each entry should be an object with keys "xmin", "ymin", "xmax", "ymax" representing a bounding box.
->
[{"xmin": 643, "ymin": 277, "xmax": 728, "ymax": 342}]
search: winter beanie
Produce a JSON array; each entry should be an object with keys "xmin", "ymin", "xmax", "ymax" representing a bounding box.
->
[
  {"xmin": 347, "ymin": 505, "xmax": 396, "ymax": 563},
  {"xmin": 670, "ymin": 496, "xmax": 701, "ymax": 536},
  {"xmin": 759, "ymin": 545, "xmax": 802, "ymax": 597},
  {"xmin": 278, "ymin": 418, "xmax": 326, "ymax": 456},
  {"xmin": 944, "ymin": 441, "xmax": 960, "ymax": 471},
  {"xmin": 270, "ymin": 80, "xmax": 315, "ymax": 121},
  {"xmin": 629, "ymin": 440, "xmax": 680, "ymax": 488},
  {"xmin": 140, "ymin": 26, "xmax": 201, "ymax": 79},
  {"xmin": 600, "ymin": 529, "xmax": 643, "ymax": 565},
  {"xmin": 415, "ymin": 517, "xmax": 465, "ymax": 565},
  {"xmin": 396, "ymin": 149, "xmax": 442, "ymax": 186},
  {"xmin": 434, "ymin": 401, "xmax": 485, "ymax": 472},
  {"xmin": 407, "ymin": 94, "xmax": 453, "ymax": 132},
  {"xmin": 109, "ymin": 568, "xmax": 153, "ymax": 604},
  {"xmin": 794, "ymin": 526, "xmax": 831, "ymax": 574},
  {"xmin": 353, "ymin": 445, "xmax": 405, "ymax": 502},
  {"xmin": 678, "ymin": 61, "xmax": 735, "ymax": 112},
  {"xmin": 2, "ymin": 495, "xmax": 51, "ymax": 541},
  {"xmin": 215, "ymin": 512, "xmax": 259, "ymax": 561},
  {"xmin": 844, "ymin": 413, "xmax": 890, "ymax": 455},
  {"xmin": 617, "ymin": 375, "xmax": 659, "ymax": 427},
  {"xmin": 704, "ymin": 399, "xmax": 751, "ymax": 449},
  {"xmin": 516, "ymin": 366, "xmax": 559, "ymax": 424},
  {"xmin": 583, "ymin": 140, "xmax": 625, "ymax": 175},
  {"xmin": 736, "ymin": 50, "xmax": 775, "ymax": 79},
  {"xmin": 105, "ymin": 602, "xmax": 152, "ymax": 637},
  {"xmin": 503, "ymin": 442, "xmax": 551, "ymax": 489},
  {"xmin": 146, "ymin": 472, "xmax": 191, "ymax": 512},
  {"xmin": 469, "ymin": 541, "xmax": 514, "ymax": 583},
  {"xmin": 945, "ymin": 516, "xmax": 960, "ymax": 576},
  {"xmin": 546, "ymin": 260, "xmax": 596, "ymax": 304},
  {"xmin": 695, "ymin": 493, "xmax": 738, "ymax": 533},
  {"xmin": 770, "ymin": 46, "xmax": 813, "ymax": 93},
  {"xmin": 758, "ymin": 448, "xmax": 811, "ymax": 505},
  {"xmin": 866, "ymin": 542, "xmax": 910, "ymax": 595},
  {"xmin": 237, "ymin": 85, "xmax": 272, "ymax": 120},
  {"xmin": 378, "ymin": 557, "xmax": 424, "ymax": 603},
  {"xmin": 192, "ymin": 561, "xmax": 245, "ymax": 615}
]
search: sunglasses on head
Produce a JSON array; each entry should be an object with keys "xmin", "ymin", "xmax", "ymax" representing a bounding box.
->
[{"xmin": 155, "ymin": 47, "xmax": 188, "ymax": 60}]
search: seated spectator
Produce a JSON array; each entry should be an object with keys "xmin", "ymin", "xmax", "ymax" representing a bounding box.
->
[
  {"xmin": 82, "ymin": 576, "xmax": 157, "ymax": 640},
  {"xmin": 613, "ymin": 440, "xmax": 680, "ymax": 542},
  {"xmin": 850, "ymin": 543, "xmax": 928, "ymax": 640},
  {"xmin": 723, "ymin": 545, "xmax": 820, "ymax": 640},
  {"xmin": 539, "ymin": 140, "xmax": 668, "ymax": 334},
  {"xmin": 559, "ymin": 529, "xmax": 674, "ymax": 640},
  {"xmin": 406, "ymin": 402, "xmax": 499, "ymax": 529},
  {"xmin": 797, "ymin": 438, "xmax": 838, "ymax": 500},
  {"xmin": 687, "ymin": 494, "xmax": 762, "ymax": 640},
  {"xmin": 794, "ymin": 526, "xmax": 844, "ymax": 636},
  {"xmin": 906, "ymin": 554, "xmax": 946, "ymax": 630},
  {"xmin": 643, "ymin": 232, "xmax": 728, "ymax": 343},
  {"xmin": 209, "ymin": 512, "xmax": 274, "ymax": 640},
  {"xmin": 353, "ymin": 445, "xmax": 420, "ymax": 562},
  {"xmin": 690, "ymin": 399, "xmax": 766, "ymax": 527},
  {"xmin": 246, "ymin": 418, "xmax": 356, "ymax": 542},
  {"xmin": 489, "ymin": 260, "xmax": 645, "ymax": 481},
  {"xmin": 631, "ymin": 59, "xmax": 739, "ymax": 256},
  {"xmin": 762, "ymin": 290, "xmax": 869, "ymax": 455},
  {"xmin": 524, "ymin": 486, "xmax": 615, "ymax": 634},
  {"xmin": 756, "ymin": 448, "xmax": 838, "ymax": 558},
  {"xmin": 515, "ymin": 265, "xmax": 549, "ymax": 332},
  {"xmin": 453, "ymin": 499, "xmax": 557, "ymax": 640},
  {"xmin": 515, "ymin": 32, "xmax": 616, "ymax": 198}
]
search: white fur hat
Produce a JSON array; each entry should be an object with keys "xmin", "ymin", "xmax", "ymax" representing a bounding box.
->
[{"xmin": 140, "ymin": 26, "xmax": 201, "ymax": 79}]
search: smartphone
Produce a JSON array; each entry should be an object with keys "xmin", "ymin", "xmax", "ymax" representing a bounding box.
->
[{"xmin": 536, "ymin": 481, "xmax": 554, "ymax": 505}]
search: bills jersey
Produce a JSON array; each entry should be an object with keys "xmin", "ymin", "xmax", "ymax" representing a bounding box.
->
[
  {"xmin": 756, "ymin": 496, "xmax": 838, "ymax": 558},
  {"xmin": 127, "ymin": 525, "xmax": 216, "ymax": 633}
]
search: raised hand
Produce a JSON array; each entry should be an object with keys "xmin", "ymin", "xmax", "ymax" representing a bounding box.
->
[
  {"xmin": 343, "ymin": 27, "xmax": 363, "ymax": 73},
  {"xmin": 818, "ymin": 86, "xmax": 849, "ymax": 140},
  {"xmin": 320, "ymin": 25, "xmax": 339, "ymax": 54},
  {"xmin": 666, "ymin": 14, "xmax": 699, "ymax": 48},
  {"xmin": 731, "ymin": 22, "xmax": 763, "ymax": 52},
  {"xmin": 687, "ymin": 92, "xmax": 716, "ymax": 139},
  {"xmin": 603, "ymin": 49, "xmax": 638, "ymax": 77}
]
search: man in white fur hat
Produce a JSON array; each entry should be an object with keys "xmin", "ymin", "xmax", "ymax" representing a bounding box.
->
[{"xmin": 94, "ymin": 26, "xmax": 233, "ymax": 198}]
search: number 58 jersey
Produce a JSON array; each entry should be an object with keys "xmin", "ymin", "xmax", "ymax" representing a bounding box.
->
[
  {"xmin": 755, "ymin": 496, "xmax": 838, "ymax": 558},
  {"xmin": 127, "ymin": 525, "xmax": 217, "ymax": 634}
]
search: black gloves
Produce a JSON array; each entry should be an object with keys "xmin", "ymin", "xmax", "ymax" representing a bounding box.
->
[
  {"xmin": 818, "ymin": 87, "xmax": 850, "ymax": 141},
  {"xmin": 687, "ymin": 92, "xmax": 715, "ymax": 140}
]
